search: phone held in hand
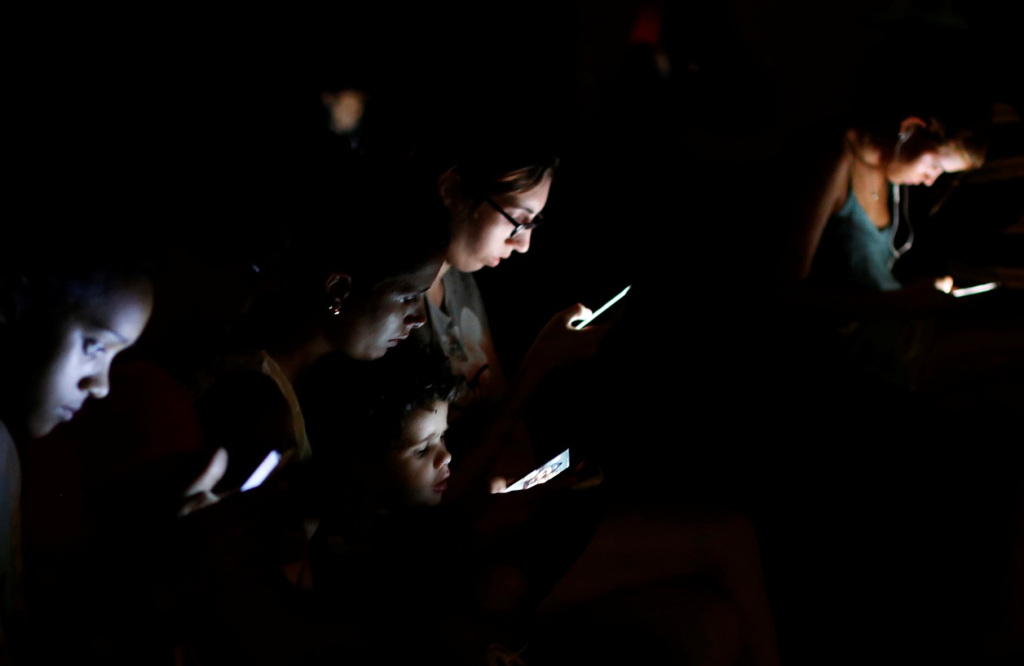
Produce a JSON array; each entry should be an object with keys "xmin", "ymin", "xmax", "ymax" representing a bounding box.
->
[
  {"xmin": 241, "ymin": 450, "xmax": 282, "ymax": 491},
  {"xmin": 499, "ymin": 449, "xmax": 571, "ymax": 493},
  {"xmin": 572, "ymin": 285, "xmax": 631, "ymax": 330},
  {"xmin": 951, "ymin": 281, "xmax": 1000, "ymax": 298}
]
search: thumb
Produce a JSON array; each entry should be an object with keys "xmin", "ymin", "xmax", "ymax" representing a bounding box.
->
[
  {"xmin": 567, "ymin": 303, "xmax": 593, "ymax": 329},
  {"xmin": 183, "ymin": 447, "xmax": 229, "ymax": 498},
  {"xmin": 489, "ymin": 476, "xmax": 508, "ymax": 494}
]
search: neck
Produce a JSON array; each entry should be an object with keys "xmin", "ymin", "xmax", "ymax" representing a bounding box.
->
[
  {"xmin": 427, "ymin": 261, "xmax": 451, "ymax": 309},
  {"xmin": 846, "ymin": 129, "xmax": 887, "ymax": 170}
]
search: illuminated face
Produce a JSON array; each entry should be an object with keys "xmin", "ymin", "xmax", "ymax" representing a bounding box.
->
[
  {"xmin": 887, "ymin": 143, "xmax": 975, "ymax": 187},
  {"xmin": 385, "ymin": 401, "xmax": 451, "ymax": 507},
  {"xmin": 446, "ymin": 171, "xmax": 552, "ymax": 272},
  {"xmin": 336, "ymin": 257, "xmax": 442, "ymax": 360},
  {"xmin": 25, "ymin": 278, "xmax": 153, "ymax": 439}
]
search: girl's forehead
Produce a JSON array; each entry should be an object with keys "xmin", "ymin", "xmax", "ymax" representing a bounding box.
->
[
  {"xmin": 400, "ymin": 402, "xmax": 449, "ymax": 438},
  {"xmin": 935, "ymin": 144, "xmax": 978, "ymax": 173},
  {"xmin": 492, "ymin": 172, "xmax": 553, "ymax": 208}
]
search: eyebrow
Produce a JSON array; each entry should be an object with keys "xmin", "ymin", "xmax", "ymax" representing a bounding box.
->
[
  {"xmin": 414, "ymin": 429, "xmax": 447, "ymax": 446},
  {"xmin": 83, "ymin": 318, "xmax": 131, "ymax": 345}
]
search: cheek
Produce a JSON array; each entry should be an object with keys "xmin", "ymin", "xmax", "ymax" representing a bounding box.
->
[
  {"xmin": 42, "ymin": 338, "xmax": 85, "ymax": 399},
  {"xmin": 451, "ymin": 213, "xmax": 508, "ymax": 264},
  {"xmin": 26, "ymin": 357, "xmax": 78, "ymax": 436}
]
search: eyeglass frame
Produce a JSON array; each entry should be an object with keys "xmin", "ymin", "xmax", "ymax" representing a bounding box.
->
[{"xmin": 484, "ymin": 195, "xmax": 545, "ymax": 239}]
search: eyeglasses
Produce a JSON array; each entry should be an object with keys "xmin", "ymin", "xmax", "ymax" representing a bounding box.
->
[{"xmin": 484, "ymin": 196, "xmax": 544, "ymax": 239}]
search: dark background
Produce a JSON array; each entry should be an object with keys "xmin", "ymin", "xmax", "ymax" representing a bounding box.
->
[{"xmin": 9, "ymin": 2, "xmax": 1023, "ymax": 664}]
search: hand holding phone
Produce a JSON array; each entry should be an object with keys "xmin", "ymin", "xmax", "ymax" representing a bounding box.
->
[
  {"xmin": 497, "ymin": 449, "xmax": 571, "ymax": 493},
  {"xmin": 951, "ymin": 281, "xmax": 1000, "ymax": 298},
  {"xmin": 572, "ymin": 285, "xmax": 631, "ymax": 329},
  {"xmin": 936, "ymin": 275, "xmax": 1001, "ymax": 298}
]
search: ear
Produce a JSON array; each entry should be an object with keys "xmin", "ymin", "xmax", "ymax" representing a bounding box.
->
[
  {"xmin": 325, "ymin": 272, "xmax": 353, "ymax": 305},
  {"xmin": 436, "ymin": 168, "xmax": 462, "ymax": 209}
]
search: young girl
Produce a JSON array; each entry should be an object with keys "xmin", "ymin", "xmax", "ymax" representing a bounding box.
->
[
  {"xmin": 0, "ymin": 236, "xmax": 155, "ymax": 662},
  {"xmin": 768, "ymin": 19, "xmax": 1008, "ymax": 399}
]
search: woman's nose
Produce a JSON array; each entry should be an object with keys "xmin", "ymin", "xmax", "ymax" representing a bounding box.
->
[{"xmin": 509, "ymin": 228, "xmax": 532, "ymax": 254}]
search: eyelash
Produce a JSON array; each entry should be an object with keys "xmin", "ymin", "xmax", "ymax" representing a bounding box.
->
[
  {"xmin": 414, "ymin": 436, "xmax": 445, "ymax": 458},
  {"xmin": 83, "ymin": 339, "xmax": 105, "ymax": 357}
]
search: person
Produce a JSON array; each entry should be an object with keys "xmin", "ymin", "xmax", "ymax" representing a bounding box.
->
[
  {"xmin": 298, "ymin": 341, "xmax": 603, "ymax": 665},
  {"xmin": 0, "ymin": 235, "xmax": 155, "ymax": 663},
  {"xmin": 751, "ymin": 21, "xmax": 1024, "ymax": 661},
  {"xmin": 767, "ymin": 19, "xmax": 1010, "ymax": 400},
  {"xmin": 414, "ymin": 140, "xmax": 613, "ymax": 496},
  {"xmin": 185, "ymin": 158, "xmax": 450, "ymax": 506},
  {"xmin": 299, "ymin": 339, "xmax": 783, "ymax": 666},
  {"xmin": 172, "ymin": 159, "xmax": 453, "ymax": 665}
]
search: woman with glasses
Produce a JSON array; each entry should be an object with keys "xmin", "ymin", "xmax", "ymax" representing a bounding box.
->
[{"xmin": 415, "ymin": 143, "xmax": 610, "ymax": 498}]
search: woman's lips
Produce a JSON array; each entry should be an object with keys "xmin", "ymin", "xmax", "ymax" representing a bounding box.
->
[
  {"xmin": 387, "ymin": 334, "xmax": 410, "ymax": 348},
  {"xmin": 433, "ymin": 471, "xmax": 450, "ymax": 493}
]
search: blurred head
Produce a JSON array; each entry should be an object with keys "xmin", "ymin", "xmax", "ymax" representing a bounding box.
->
[
  {"xmin": 1, "ymin": 241, "xmax": 155, "ymax": 440},
  {"xmin": 883, "ymin": 119, "xmax": 985, "ymax": 186},
  {"xmin": 437, "ymin": 147, "xmax": 559, "ymax": 273},
  {"xmin": 848, "ymin": 20, "xmax": 992, "ymax": 187}
]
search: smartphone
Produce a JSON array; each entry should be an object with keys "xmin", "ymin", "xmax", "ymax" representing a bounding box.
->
[
  {"xmin": 498, "ymin": 449, "xmax": 571, "ymax": 493},
  {"xmin": 951, "ymin": 281, "xmax": 1000, "ymax": 298},
  {"xmin": 572, "ymin": 285, "xmax": 631, "ymax": 330},
  {"xmin": 241, "ymin": 450, "xmax": 282, "ymax": 491}
]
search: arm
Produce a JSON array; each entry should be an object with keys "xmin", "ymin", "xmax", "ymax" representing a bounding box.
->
[
  {"xmin": 774, "ymin": 133, "xmax": 960, "ymax": 320},
  {"xmin": 776, "ymin": 133, "xmax": 852, "ymax": 287},
  {"xmin": 446, "ymin": 303, "xmax": 610, "ymax": 499}
]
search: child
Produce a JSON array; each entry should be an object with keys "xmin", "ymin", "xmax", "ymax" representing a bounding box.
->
[
  {"xmin": 299, "ymin": 341, "xmax": 605, "ymax": 665},
  {"xmin": 302, "ymin": 340, "xmax": 783, "ymax": 666}
]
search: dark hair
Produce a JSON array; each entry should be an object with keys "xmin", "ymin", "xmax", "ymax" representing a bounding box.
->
[
  {"xmin": 450, "ymin": 149, "xmax": 561, "ymax": 202},
  {"xmin": 1, "ymin": 237, "xmax": 156, "ymax": 332},
  {"xmin": 299, "ymin": 342, "xmax": 463, "ymax": 464},
  {"xmin": 235, "ymin": 157, "xmax": 451, "ymax": 348},
  {"xmin": 848, "ymin": 19, "xmax": 992, "ymax": 167}
]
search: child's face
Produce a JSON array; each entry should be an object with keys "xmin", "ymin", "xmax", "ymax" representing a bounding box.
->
[
  {"xmin": 386, "ymin": 400, "xmax": 451, "ymax": 507},
  {"xmin": 25, "ymin": 278, "xmax": 153, "ymax": 438}
]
